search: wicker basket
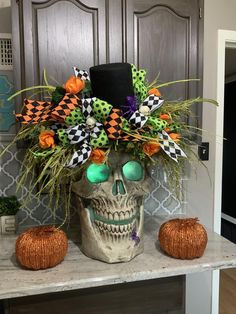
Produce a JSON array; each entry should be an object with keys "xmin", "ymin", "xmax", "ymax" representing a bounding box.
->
[
  {"xmin": 158, "ymin": 218, "xmax": 208, "ymax": 259},
  {"xmin": 16, "ymin": 225, "xmax": 68, "ymax": 270}
]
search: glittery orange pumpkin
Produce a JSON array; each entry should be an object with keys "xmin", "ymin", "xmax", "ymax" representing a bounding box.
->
[
  {"xmin": 158, "ymin": 218, "xmax": 208, "ymax": 259},
  {"xmin": 15, "ymin": 226, "xmax": 68, "ymax": 270}
]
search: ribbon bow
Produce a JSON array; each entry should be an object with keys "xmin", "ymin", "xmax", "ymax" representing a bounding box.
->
[
  {"xmin": 73, "ymin": 67, "xmax": 90, "ymax": 81},
  {"xmin": 65, "ymin": 97, "xmax": 112, "ymax": 168},
  {"xmin": 131, "ymin": 64, "xmax": 148, "ymax": 102},
  {"xmin": 158, "ymin": 130, "xmax": 187, "ymax": 162},
  {"xmin": 16, "ymin": 94, "xmax": 80, "ymax": 124},
  {"xmin": 122, "ymin": 94, "xmax": 165, "ymax": 130}
]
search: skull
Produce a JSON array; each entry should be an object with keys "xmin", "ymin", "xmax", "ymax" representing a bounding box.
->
[{"xmin": 73, "ymin": 151, "xmax": 150, "ymax": 263}]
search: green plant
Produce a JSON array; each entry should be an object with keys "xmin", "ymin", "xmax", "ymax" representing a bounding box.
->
[{"xmin": 0, "ymin": 196, "xmax": 21, "ymax": 216}]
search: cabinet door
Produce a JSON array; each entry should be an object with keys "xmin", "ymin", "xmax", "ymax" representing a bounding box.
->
[
  {"xmin": 124, "ymin": 0, "xmax": 202, "ymax": 125},
  {"xmin": 12, "ymin": 0, "xmax": 202, "ymax": 125},
  {"xmin": 13, "ymin": 0, "xmax": 108, "ymax": 88}
]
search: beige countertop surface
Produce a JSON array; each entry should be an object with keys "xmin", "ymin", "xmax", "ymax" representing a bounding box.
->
[{"xmin": 1, "ymin": 216, "xmax": 236, "ymax": 300}]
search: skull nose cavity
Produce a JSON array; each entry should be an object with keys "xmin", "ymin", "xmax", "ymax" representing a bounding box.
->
[{"xmin": 112, "ymin": 179, "xmax": 126, "ymax": 196}]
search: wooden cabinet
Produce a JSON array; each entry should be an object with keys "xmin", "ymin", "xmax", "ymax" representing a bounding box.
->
[
  {"xmin": 12, "ymin": 0, "xmax": 203, "ymax": 127},
  {"xmin": 4, "ymin": 277, "xmax": 185, "ymax": 314}
]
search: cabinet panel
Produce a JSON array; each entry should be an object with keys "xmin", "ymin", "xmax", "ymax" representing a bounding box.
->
[
  {"xmin": 36, "ymin": 1, "xmax": 99, "ymax": 84},
  {"xmin": 13, "ymin": 0, "xmax": 202, "ymax": 127},
  {"xmin": 19, "ymin": 0, "xmax": 107, "ymax": 87},
  {"xmin": 125, "ymin": 0, "xmax": 202, "ymax": 125}
]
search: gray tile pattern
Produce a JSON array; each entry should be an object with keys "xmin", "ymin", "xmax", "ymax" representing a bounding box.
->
[{"xmin": 0, "ymin": 142, "xmax": 184, "ymax": 229}]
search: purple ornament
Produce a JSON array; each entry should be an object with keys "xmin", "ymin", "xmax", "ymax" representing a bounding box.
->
[
  {"xmin": 131, "ymin": 228, "xmax": 140, "ymax": 246},
  {"xmin": 120, "ymin": 96, "xmax": 138, "ymax": 120}
]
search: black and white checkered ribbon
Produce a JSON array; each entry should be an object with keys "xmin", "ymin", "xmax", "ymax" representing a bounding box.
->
[
  {"xmin": 49, "ymin": 123, "xmax": 68, "ymax": 132},
  {"xmin": 82, "ymin": 97, "xmax": 96, "ymax": 118},
  {"xmin": 158, "ymin": 130, "xmax": 187, "ymax": 162},
  {"xmin": 129, "ymin": 94, "xmax": 164, "ymax": 129},
  {"xmin": 66, "ymin": 143, "xmax": 92, "ymax": 168},
  {"xmin": 67, "ymin": 124, "xmax": 90, "ymax": 144},
  {"xmin": 73, "ymin": 67, "xmax": 90, "ymax": 81},
  {"xmin": 129, "ymin": 111, "xmax": 147, "ymax": 129},
  {"xmin": 91, "ymin": 122, "xmax": 103, "ymax": 138},
  {"xmin": 142, "ymin": 94, "xmax": 164, "ymax": 112}
]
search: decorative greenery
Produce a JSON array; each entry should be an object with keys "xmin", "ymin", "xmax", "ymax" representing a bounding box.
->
[
  {"xmin": 1, "ymin": 66, "xmax": 217, "ymax": 224},
  {"xmin": 0, "ymin": 196, "xmax": 21, "ymax": 216}
]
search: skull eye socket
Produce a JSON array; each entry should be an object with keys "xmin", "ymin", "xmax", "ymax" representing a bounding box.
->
[
  {"xmin": 122, "ymin": 161, "xmax": 144, "ymax": 181},
  {"xmin": 86, "ymin": 163, "xmax": 111, "ymax": 184}
]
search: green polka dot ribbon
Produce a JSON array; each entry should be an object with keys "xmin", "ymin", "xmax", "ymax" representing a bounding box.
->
[
  {"xmin": 131, "ymin": 64, "xmax": 148, "ymax": 102},
  {"xmin": 31, "ymin": 146, "xmax": 61, "ymax": 158},
  {"xmin": 90, "ymin": 129, "xmax": 109, "ymax": 148},
  {"xmin": 147, "ymin": 116, "xmax": 168, "ymax": 131},
  {"xmin": 169, "ymin": 122, "xmax": 182, "ymax": 132},
  {"xmin": 57, "ymin": 129, "xmax": 70, "ymax": 146},
  {"xmin": 65, "ymin": 107, "xmax": 84, "ymax": 126},
  {"xmin": 92, "ymin": 98, "xmax": 112, "ymax": 122},
  {"xmin": 65, "ymin": 97, "xmax": 112, "ymax": 167},
  {"xmin": 121, "ymin": 117, "xmax": 132, "ymax": 132}
]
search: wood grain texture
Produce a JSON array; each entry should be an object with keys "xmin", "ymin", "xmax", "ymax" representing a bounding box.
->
[
  {"xmin": 125, "ymin": 0, "xmax": 202, "ymax": 129},
  {"xmin": 220, "ymin": 268, "xmax": 236, "ymax": 314},
  {"xmin": 7, "ymin": 277, "xmax": 184, "ymax": 314},
  {"xmin": 14, "ymin": 0, "xmax": 107, "ymax": 89}
]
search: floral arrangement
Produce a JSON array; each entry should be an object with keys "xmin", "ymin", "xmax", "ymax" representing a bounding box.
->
[{"xmin": 4, "ymin": 64, "xmax": 216, "ymax": 219}]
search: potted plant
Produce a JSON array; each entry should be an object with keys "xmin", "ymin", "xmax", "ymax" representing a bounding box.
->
[{"xmin": 0, "ymin": 196, "xmax": 21, "ymax": 234}]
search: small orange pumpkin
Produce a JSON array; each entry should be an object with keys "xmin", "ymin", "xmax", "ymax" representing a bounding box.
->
[
  {"xmin": 39, "ymin": 130, "xmax": 55, "ymax": 149},
  {"xmin": 148, "ymin": 87, "xmax": 161, "ymax": 97},
  {"xmin": 90, "ymin": 149, "xmax": 107, "ymax": 164},
  {"xmin": 143, "ymin": 141, "xmax": 161, "ymax": 156},
  {"xmin": 158, "ymin": 218, "xmax": 208, "ymax": 259},
  {"xmin": 64, "ymin": 75, "xmax": 85, "ymax": 94},
  {"xmin": 16, "ymin": 226, "xmax": 68, "ymax": 270},
  {"xmin": 169, "ymin": 133, "xmax": 181, "ymax": 142}
]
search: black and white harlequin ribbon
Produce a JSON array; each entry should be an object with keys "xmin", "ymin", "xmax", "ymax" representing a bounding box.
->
[
  {"xmin": 129, "ymin": 94, "xmax": 164, "ymax": 129},
  {"xmin": 65, "ymin": 97, "xmax": 105, "ymax": 167},
  {"xmin": 66, "ymin": 143, "xmax": 92, "ymax": 168},
  {"xmin": 158, "ymin": 130, "xmax": 187, "ymax": 162},
  {"xmin": 49, "ymin": 123, "xmax": 68, "ymax": 132},
  {"xmin": 66, "ymin": 122, "xmax": 103, "ymax": 144},
  {"xmin": 67, "ymin": 124, "xmax": 90, "ymax": 144},
  {"xmin": 73, "ymin": 67, "xmax": 90, "ymax": 81},
  {"xmin": 81, "ymin": 97, "xmax": 96, "ymax": 118}
]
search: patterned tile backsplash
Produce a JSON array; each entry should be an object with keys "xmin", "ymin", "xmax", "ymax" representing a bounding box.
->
[{"xmin": 0, "ymin": 140, "xmax": 185, "ymax": 231}]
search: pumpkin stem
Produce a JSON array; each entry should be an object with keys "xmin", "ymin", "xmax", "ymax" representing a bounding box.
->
[{"xmin": 180, "ymin": 217, "xmax": 199, "ymax": 228}]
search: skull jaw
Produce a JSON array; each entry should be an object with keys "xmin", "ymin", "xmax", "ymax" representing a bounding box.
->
[{"xmin": 79, "ymin": 205, "xmax": 144, "ymax": 263}]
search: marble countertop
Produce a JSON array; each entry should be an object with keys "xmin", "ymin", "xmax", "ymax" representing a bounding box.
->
[{"xmin": 1, "ymin": 216, "xmax": 236, "ymax": 300}]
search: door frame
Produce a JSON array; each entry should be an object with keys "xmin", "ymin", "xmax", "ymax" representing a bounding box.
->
[
  {"xmin": 215, "ymin": 29, "xmax": 236, "ymax": 235},
  {"xmin": 212, "ymin": 29, "xmax": 236, "ymax": 314}
]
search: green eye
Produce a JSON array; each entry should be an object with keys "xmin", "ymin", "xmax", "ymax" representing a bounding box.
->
[
  {"xmin": 122, "ymin": 161, "xmax": 144, "ymax": 181},
  {"xmin": 86, "ymin": 163, "xmax": 111, "ymax": 184}
]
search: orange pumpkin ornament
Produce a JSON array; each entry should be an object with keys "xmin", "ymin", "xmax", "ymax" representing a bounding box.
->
[
  {"xmin": 158, "ymin": 218, "xmax": 208, "ymax": 259},
  {"xmin": 160, "ymin": 113, "xmax": 171, "ymax": 120},
  {"xmin": 143, "ymin": 141, "xmax": 161, "ymax": 156},
  {"xmin": 148, "ymin": 87, "xmax": 161, "ymax": 97},
  {"xmin": 169, "ymin": 133, "xmax": 181, "ymax": 142},
  {"xmin": 16, "ymin": 226, "xmax": 68, "ymax": 270},
  {"xmin": 90, "ymin": 149, "xmax": 107, "ymax": 164},
  {"xmin": 39, "ymin": 130, "xmax": 55, "ymax": 149},
  {"xmin": 64, "ymin": 76, "xmax": 85, "ymax": 94}
]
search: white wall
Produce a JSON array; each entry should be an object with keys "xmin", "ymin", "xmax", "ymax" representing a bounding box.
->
[
  {"xmin": 186, "ymin": 1, "xmax": 236, "ymax": 313},
  {"xmin": 188, "ymin": 0, "xmax": 236, "ymax": 227}
]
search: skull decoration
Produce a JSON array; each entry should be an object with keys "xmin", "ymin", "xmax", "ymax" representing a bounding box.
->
[{"xmin": 73, "ymin": 151, "xmax": 150, "ymax": 263}]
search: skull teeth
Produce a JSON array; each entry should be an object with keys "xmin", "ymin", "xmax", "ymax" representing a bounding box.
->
[
  {"xmin": 94, "ymin": 209, "xmax": 135, "ymax": 221},
  {"xmin": 94, "ymin": 220, "xmax": 135, "ymax": 236}
]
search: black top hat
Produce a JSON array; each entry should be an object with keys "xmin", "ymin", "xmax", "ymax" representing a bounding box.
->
[{"xmin": 89, "ymin": 63, "xmax": 134, "ymax": 108}]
